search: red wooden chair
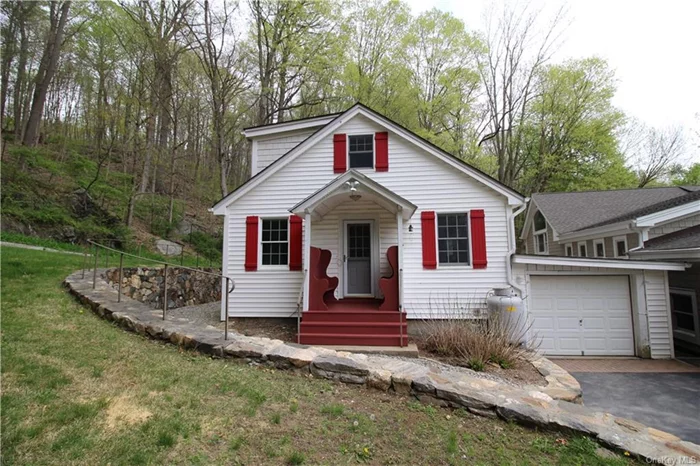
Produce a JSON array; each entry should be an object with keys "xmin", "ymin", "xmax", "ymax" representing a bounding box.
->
[
  {"xmin": 308, "ymin": 247, "xmax": 329, "ymax": 310},
  {"xmin": 379, "ymin": 246, "xmax": 399, "ymax": 311},
  {"xmin": 319, "ymin": 249, "xmax": 338, "ymax": 303},
  {"xmin": 308, "ymin": 247, "xmax": 339, "ymax": 310}
]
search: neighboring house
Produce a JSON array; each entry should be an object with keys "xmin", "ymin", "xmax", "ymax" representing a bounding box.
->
[
  {"xmin": 520, "ymin": 187, "xmax": 700, "ymax": 356},
  {"xmin": 211, "ymin": 103, "xmax": 684, "ymax": 357}
]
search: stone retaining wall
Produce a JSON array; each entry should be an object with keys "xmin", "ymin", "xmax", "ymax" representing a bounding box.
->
[
  {"xmin": 64, "ymin": 269, "xmax": 699, "ymax": 464},
  {"xmin": 104, "ymin": 267, "xmax": 220, "ymax": 309}
]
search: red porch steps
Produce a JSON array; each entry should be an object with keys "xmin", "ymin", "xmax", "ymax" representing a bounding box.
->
[{"xmin": 298, "ymin": 299, "xmax": 408, "ymax": 347}]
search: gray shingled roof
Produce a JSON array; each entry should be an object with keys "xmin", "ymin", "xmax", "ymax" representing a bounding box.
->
[
  {"xmin": 532, "ymin": 186, "xmax": 699, "ymax": 234},
  {"xmin": 642, "ymin": 225, "xmax": 700, "ymax": 250}
]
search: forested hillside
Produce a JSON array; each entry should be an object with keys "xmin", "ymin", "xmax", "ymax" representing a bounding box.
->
[{"xmin": 1, "ymin": 0, "xmax": 697, "ymax": 251}]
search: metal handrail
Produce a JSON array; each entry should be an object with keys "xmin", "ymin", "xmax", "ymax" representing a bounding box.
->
[
  {"xmin": 84, "ymin": 239, "xmax": 235, "ymax": 340},
  {"xmin": 295, "ymin": 269, "xmax": 307, "ymax": 344}
]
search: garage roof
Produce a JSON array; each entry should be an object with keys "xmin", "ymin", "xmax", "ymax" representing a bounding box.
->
[{"xmin": 512, "ymin": 254, "xmax": 687, "ymax": 271}]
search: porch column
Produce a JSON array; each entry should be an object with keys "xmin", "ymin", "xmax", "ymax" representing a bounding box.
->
[
  {"xmin": 302, "ymin": 210, "xmax": 312, "ymax": 312},
  {"xmin": 396, "ymin": 208, "xmax": 404, "ymax": 311}
]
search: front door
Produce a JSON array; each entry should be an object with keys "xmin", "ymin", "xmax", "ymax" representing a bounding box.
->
[{"xmin": 345, "ymin": 222, "xmax": 372, "ymax": 296}]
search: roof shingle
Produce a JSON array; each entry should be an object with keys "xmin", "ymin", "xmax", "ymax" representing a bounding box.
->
[{"xmin": 532, "ymin": 186, "xmax": 700, "ymax": 234}]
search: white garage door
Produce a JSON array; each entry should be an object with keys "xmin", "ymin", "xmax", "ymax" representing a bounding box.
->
[{"xmin": 529, "ymin": 275, "xmax": 634, "ymax": 356}]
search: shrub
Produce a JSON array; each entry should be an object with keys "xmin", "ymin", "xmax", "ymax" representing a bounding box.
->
[
  {"xmin": 418, "ymin": 293, "xmax": 537, "ymax": 370},
  {"xmin": 187, "ymin": 231, "xmax": 222, "ymax": 261}
]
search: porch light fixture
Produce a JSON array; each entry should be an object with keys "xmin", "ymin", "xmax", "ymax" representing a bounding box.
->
[{"xmin": 346, "ymin": 180, "xmax": 362, "ymax": 202}]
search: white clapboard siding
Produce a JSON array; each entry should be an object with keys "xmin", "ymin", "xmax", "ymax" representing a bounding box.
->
[
  {"xmin": 225, "ymin": 114, "xmax": 511, "ymax": 318},
  {"xmin": 255, "ymin": 129, "xmax": 317, "ymax": 175},
  {"xmin": 644, "ymin": 270, "xmax": 673, "ymax": 359}
]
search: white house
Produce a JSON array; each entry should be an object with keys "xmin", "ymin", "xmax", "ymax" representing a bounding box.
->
[
  {"xmin": 211, "ymin": 104, "xmax": 687, "ymax": 355},
  {"xmin": 520, "ymin": 187, "xmax": 700, "ymax": 357}
]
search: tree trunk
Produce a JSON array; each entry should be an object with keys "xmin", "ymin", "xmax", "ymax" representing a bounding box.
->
[
  {"xmin": 23, "ymin": 1, "xmax": 71, "ymax": 146},
  {"xmin": 0, "ymin": 9, "xmax": 18, "ymax": 132}
]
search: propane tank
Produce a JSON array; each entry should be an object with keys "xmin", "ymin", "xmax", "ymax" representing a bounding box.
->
[{"xmin": 487, "ymin": 287, "xmax": 527, "ymax": 346}]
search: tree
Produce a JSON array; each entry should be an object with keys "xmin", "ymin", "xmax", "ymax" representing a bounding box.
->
[
  {"xmin": 340, "ymin": 0, "xmax": 411, "ymax": 114},
  {"xmin": 476, "ymin": 3, "xmax": 566, "ymax": 188},
  {"xmin": 521, "ymin": 58, "xmax": 632, "ymax": 193},
  {"xmin": 248, "ymin": 0, "xmax": 337, "ymax": 125},
  {"xmin": 672, "ymin": 163, "xmax": 700, "ymax": 186},
  {"xmin": 623, "ymin": 122, "xmax": 686, "ymax": 187},
  {"xmin": 189, "ymin": 0, "xmax": 249, "ymax": 197},
  {"xmin": 402, "ymin": 8, "xmax": 482, "ymax": 156},
  {"xmin": 23, "ymin": 1, "xmax": 72, "ymax": 146},
  {"xmin": 120, "ymin": 0, "xmax": 195, "ymax": 193}
]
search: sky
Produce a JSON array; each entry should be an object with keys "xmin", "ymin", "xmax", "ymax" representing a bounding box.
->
[{"xmin": 405, "ymin": 0, "xmax": 700, "ymax": 162}]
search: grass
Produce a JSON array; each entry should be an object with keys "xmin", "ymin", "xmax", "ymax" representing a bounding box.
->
[
  {"xmin": 0, "ymin": 247, "xmax": 642, "ymax": 465},
  {"xmin": 0, "ymin": 232, "xmax": 218, "ymax": 269}
]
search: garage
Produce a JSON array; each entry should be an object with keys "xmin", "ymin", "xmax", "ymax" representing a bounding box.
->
[{"xmin": 529, "ymin": 275, "xmax": 635, "ymax": 356}]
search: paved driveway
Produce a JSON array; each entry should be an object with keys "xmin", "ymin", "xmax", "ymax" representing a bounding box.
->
[{"xmin": 553, "ymin": 359, "xmax": 700, "ymax": 444}]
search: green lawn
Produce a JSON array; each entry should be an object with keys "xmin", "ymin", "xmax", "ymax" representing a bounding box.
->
[{"xmin": 1, "ymin": 246, "xmax": 640, "ymax": 465}]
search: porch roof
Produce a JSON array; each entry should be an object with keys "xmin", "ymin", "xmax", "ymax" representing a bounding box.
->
[{"xmin": 290, "ymin": 170, "xmax": 417, "ymax": 220}]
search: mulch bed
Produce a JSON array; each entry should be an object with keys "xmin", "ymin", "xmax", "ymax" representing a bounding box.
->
[
  {"xmin": 220, "ymin": 317, "xmax": 547, "ymax": 387},
  {"xmin": 413, "ymin": 337, "xmax": 546, "ymax": 387}
]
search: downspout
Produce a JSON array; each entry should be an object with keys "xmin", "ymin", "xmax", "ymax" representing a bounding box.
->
[{"xmin": 506, "ymin": 199, "xmax": 529, "ymax": 295}]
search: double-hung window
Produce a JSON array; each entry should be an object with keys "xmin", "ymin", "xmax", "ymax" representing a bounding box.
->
[
  {"xmin": 348, "ymin": 134, "xmax": 374, "ymax": 168},
  {"xmin": 261, "ymin": 219, "xmax": 288, "ymax": 266},
  {"xmin": 565, "ymin": 243, "xmax": 573, "ymax": 257},
  {"xmin": 533, "ymin": 211, "xmax": 548, "ymax": 255},
  {"xmin": 437, "ymin": 213, "xmax": 470, "ymax": 265},
  {"xmin": 593, "ymin": 239, "xmax": 605, "ymax": 257},
  {"xmin": 613, "ymin": 236, "xmax": 628, "ymax": 257},
  {"xmin": 579, "ymin": 243, "xmax": 587, "ymax": 257}
]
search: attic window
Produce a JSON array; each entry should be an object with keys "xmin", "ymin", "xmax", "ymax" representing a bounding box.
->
[
  {"xmin": 533, "ymin": 211, "xmax": 548, "ymax": 255},
  {"xmin": 348, "ymin": 135, "xmax": 374, "ymax": 168}
]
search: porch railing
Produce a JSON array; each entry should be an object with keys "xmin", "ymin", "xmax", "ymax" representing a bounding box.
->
[
  {"xmin": 295, "ymin": 269, "xmax": 307, "ymax": 344},
  {"xmin": 84, "ymin": 239, "xmax": 235, "ymax": 340}
]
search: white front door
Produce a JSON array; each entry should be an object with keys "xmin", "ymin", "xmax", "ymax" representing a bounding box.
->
[
  {"xmin": 529, "ymin": 275, "xmax": 635, "ymax": 356},
  {"xmin": 344, "ymin": 220, "xmax": 374, "ymax": 297}
]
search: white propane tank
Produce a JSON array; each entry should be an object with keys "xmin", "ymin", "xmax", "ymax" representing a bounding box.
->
[{"xmin": 486, "ymin": 287, "xmax": 527, "ymax": 346}]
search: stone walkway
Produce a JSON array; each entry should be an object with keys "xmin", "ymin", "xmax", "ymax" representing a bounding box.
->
[
  {"xmin": 164, "ymin": 301, "xmax": 221, "ymax": 328},
  {"xmin": 63, "ymin": 269, "xmax": 700, "ymax": 464},
  {"xmin": 552, "ymin": 358, "xmax": 700, "ymax": 373}
]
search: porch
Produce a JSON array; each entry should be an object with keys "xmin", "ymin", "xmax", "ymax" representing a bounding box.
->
[{"xmin": 290, "ymin": 170, "xmax": 416, "ymax": 346}]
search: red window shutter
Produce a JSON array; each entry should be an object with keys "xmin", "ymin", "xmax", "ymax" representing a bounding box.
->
[
  {"xmin": 421, "ymin": 211, "xmax": 437, "ymax": 269},
  {"xmin": 289, "ymin": 215, "xmax": 303, "ymax": 271},
  {"xmin": 470, "ymin": 209, "xmax": 487, "ymax": 269},
  {"xmin": 375, "ymin": 132, "xmax": 388, "ymax": 171},
  {"xmin": 245, "ymin": 216, "xmax": 258, "ymax": 271},
  {"xmin": 333, "ymin": 134, "xmax": 347, "ymax": 173}
]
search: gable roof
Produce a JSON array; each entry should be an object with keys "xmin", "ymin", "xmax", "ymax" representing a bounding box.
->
[
  {"xmin": 290, "ymin": 169, "xmax": 417, "ymax": 220},
  {"xmin": 242, "ymin": 113, "xmax": 342, "ymax": 139},
  {"xmin": 529, "ymin": 186, "xmax": 699, "ymax": 235},
  {"xmin": 211, "ymin": 103, "xmax": 524, "ymax": 214}
]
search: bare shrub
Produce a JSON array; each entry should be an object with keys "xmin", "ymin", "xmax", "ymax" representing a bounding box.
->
[{"xmin": 417, "ymin": 293, "xmax": 538, "ymax": 371}]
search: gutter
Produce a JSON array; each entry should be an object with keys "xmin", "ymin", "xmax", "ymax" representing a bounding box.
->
[{"xmin": 506, "ymin": 199, "xmax": 529, "ymax": 295}]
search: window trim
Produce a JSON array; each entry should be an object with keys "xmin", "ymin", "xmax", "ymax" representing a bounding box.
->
[
  {"xmin": 565, "ymin": 243, "xmax": 573, "ymax": 257},
  {"xmin": 613, "ymin": 235, "xmax": 628, "ymax": 257},
  {"xmin": 579, "ymin": 243, "xmax": 588, "ymax": 258},
  {"xmin": 347, "ymin": 134, "xmax": 375, "ymax": 170},
  {"xmin": 593, "ymin": 239, "xmax": 605, "ymax": 258},
  {"xmin": 669, "ymin": 288, "xmax": 699, "ymax": 344},
  {"xmin": 532, "ymin": 211, "xmax": 548, "ymax": 255},
  {"xmin": 258, "ymin": 217, "xmax": 290, "ymax": 269},
  {"xmin": 435, "ymin": 211, "xmax": 472, "ymax": 268}
]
